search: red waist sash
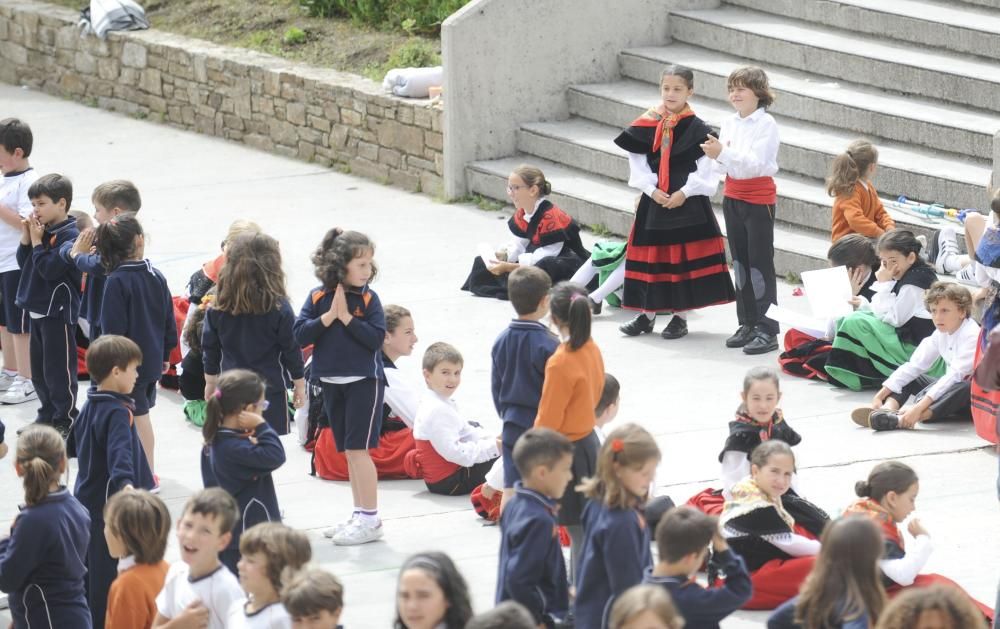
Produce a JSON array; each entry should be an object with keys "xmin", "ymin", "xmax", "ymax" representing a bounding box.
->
[{"xmin": 725, "ymin": 175, "xmax": 777, "ymax": 205}]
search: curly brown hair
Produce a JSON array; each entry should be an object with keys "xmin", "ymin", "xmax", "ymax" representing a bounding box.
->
[
  {"xmin": 874, "ymin": 584, "xmax": 986, "ymax": 629},
  {"xmin": 214, "ymin": 233, "xmax": 287, "ymax": 315},
  {"xmin": 311, "ymin": 228, "xmax": 377, "ymax": 290}
]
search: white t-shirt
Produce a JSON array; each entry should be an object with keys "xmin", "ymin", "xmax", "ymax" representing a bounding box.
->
[
  {"xmin": 226, "ymin": 598, "xmax": 292, "ymax": 629},
  {"xmin": 155, "ymin": 562, "xmax": 244, "ymax": 629},
  {"xmin": 0, "ymin": 168, "xmax": 38, "ymax": 273}
]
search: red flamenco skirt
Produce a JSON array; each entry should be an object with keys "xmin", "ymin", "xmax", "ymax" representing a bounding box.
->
[
  {"xmin": 687, "ymin": 487, "xmax": 725, "ymax": 515},
  {"xmin": 743, "ymin": 556, "xmax": 816, "ymax": 610},
  {"xmin": 889, "ymin": 574, "xmax": 994, "ymax": 622},
  {"xmin": 312, "ymin": 427, "xmax": 418, "ymax": 481}
]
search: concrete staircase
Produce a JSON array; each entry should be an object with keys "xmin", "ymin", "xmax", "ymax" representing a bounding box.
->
[{"xmin": 465, "ymin": 0, "xmax": 1000, "ymax": 275}]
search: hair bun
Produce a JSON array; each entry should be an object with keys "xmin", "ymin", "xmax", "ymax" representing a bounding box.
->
[
  {"xmin": 854, "ymin": 480, "xmax": 870, "ymax": 497},
  {"xmin": 542, "ymin": 182, "xmax": 552, "ymax": 196}
]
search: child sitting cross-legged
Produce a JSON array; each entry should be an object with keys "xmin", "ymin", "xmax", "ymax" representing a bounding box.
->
[
  {"xmin": 153, "ymin": 488, "xmax": 243, "ymax": 629},
  {"xmin": 227, "ymin": 523, "xmax": 312, "ymax": 628},
  {"xmin": 852, "ymin": 282, "xmax": 979, "ymax": 431},
  {"xmin": 412, "ymin": 342, "xmax": 500, "ymax": 495},
  {"xmin": 644, "ymin": 506, "xmax": 751, "ymax": 628},
  {"xmin": 103, "ymin": 490, "xmax": 171, "ymax": 629},
  {"xmin": 280, "ymin": 567, "xmax": 345, "ymax": 629}
]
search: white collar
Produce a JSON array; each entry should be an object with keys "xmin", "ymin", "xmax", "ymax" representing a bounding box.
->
[
  {"xmin": 523, "ymin": 197, "xmax": 546, "ymax": 219},
  {"xmin": 734, "ymin": 107, "xmax": 766, "ymax": 122},
  {"xmin": 117, "ymin": 555, "xmax": 137, "ymax": 573}
]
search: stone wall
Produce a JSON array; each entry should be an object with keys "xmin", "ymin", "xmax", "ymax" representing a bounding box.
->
[{"xmin": 0, "ymin": 0, "xmax": 444, "ymax": 195}]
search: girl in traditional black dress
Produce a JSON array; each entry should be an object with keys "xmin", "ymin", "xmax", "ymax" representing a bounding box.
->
[
  {"xmin": 462, "ymin": 165, "xmax": 588, "ymax": 300},
  {"xmin": 614, "ymin": 65, "xmax": 735, "ymax": 339}
]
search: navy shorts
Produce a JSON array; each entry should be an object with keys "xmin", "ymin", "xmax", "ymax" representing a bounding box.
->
[
  {"xmin": 130, "ymin": 379, "xmax": 158, "ymax": 416},
  {"xmin": 501, "ymin": 422, "xmax": 529, "ymax": 488},
  {"xmin": 0, "ymin": 270, "xmax": 27, "ymax": 334},
  {"xmin": 321, "ymin": 378, "xmax": 384, "ymax": 452}
]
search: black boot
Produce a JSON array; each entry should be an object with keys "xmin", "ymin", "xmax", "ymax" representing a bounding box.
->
[{"xmin": 619, "ymin": 314, "xmax": 654, "ymax": 336}]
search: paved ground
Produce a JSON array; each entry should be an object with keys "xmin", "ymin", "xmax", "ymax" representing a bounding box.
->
[{"xmin": 0, "ymin": 83, "xmax": 997, "ymax": 627}]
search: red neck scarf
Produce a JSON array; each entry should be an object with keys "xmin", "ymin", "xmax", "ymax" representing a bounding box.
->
[
  {"xmin": 844, "ymin": 497, "xmax": 903, "ymax": 549},
  {"xmin": 631, "ymin": 105, "xmax": 695, "ymax": 191}
]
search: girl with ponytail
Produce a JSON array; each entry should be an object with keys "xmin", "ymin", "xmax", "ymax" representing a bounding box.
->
[
  {"xmin": 829, "ymin": 139, "xmax": 895, "ymax": 242},
  {"xmin": 201, "ymin": 369, "xmax": 287, "ymax": 574},
  {"xmin": 461, "ymin": 164, "xmax": 590, "ymax": 300},
  {"xmin": 534, "ymin": 281, "xmax": 605, "ymax": 579},
  {"xmin": 0, "ymin": 425, "xmax": 91, "ymax": 628}
]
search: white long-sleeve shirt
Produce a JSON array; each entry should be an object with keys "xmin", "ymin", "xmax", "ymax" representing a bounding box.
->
[
  {"xmin": 865, "ymin": 280, "xmax": 931, "ymax": 327},
  {"xmin": 504, "ymin": 198, "xmax": 563, "ymax": 266},
  {"xmin": 881, "ymin": 534, "xmax": 933, "ymax": 586},
  {"xmin": 626, "ymin": 152, "xmax": 719, "ymax": 200},
  {"xmin": 384, "ymin": 365, "xmax": 421, "ymax": 428},
  {"xmin": 720, "ymin": 454, "xmax": 800, "ymax": 500},
  {"xmin": 714, "ymin": 107, "xmax": 780, "ymax": 180},
  {"xmin": 412, "ymin": 389, "xmax": 499, "ymax": 467},
  {"xmin": 883, "ymin": 316, "xmax": 980, "ymax": 400}
]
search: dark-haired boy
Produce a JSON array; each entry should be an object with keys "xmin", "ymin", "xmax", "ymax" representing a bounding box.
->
[
  {"xmin": 154, "ymin": 488, "xmax": 242, "ymax": 629},
  {"xmin": 496, "ymin": 427, "xmax": 574, "ymax": 627},
  {"xmin": 63, "ymin": 179, "xmax": 142, "ymax": 340},
  {"xmin": 67, "ymin": 334, "xmax": 154, "ymax": 629},
  {"xmin": 0, "ymin": 118, "xmax": 39, "ymax": 404},
  {"xmin": 643, "ymin": 506, "xmax": 751, "ymax": 629},
  {"xmin": 491, "ymin": 266, "xmax": 559, "ymax": 507},
  {"xmin": 17, "ymin": 173, "xmax": 81, "ymax": 435}
]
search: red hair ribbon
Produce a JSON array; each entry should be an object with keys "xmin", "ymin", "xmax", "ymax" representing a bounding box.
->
[{"xmin": 611, "ymin": 438, "xmax": 624, "ymax": 453}]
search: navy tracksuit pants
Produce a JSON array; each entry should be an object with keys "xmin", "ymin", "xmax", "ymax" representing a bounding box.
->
[
  {"xmin": 86, "ymin": 515, "xmax": 115, "ymax": 629},
  {"xmin": 30, "ymin": 317, "xmax": 79, "ymax": 426}
]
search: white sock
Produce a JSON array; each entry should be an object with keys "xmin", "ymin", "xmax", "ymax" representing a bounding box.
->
[
  {"xmin": 2, "ymin": 369, "xmax": 16, "ymax": 377},
  {"xmin": 357, "ymin": 509, "xmax": 380, "ymax": 527}
]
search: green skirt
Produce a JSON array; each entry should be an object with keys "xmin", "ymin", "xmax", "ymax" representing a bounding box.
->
[
  {"xmin": 591, "ymin": 241, "xmax": 626, "ymax": 307},
  {"xmin": 825, "ymin": 310, "xmax": 945, "ymax": 391}
]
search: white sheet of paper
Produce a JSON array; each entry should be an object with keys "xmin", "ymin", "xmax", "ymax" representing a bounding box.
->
[
  {"xmin": 801, "ymin": 266, "xmax": 854, "ymax": 318},
  {"xmin": 477, "ymin": 242, "xmax": 498, "ymax": 269},
  {"xmin": 766, "ymin": 304, "xmax": 831, "ymax": 340}
]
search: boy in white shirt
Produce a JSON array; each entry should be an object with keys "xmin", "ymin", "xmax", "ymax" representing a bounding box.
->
[
  {"xmin": 154, "ymin": 488, "xmax": 243, "ymax": 629},
  {"xmin": 0, "ymin": 118, "xmax": 38, "ymax": 404},
  {"xmin": 412, "ymin": 342, "xmax": 500, "ymax": 495},
  {"xmin": 227, "ymin": 523, "xmax": 311, "ymax": 629},
  {"xmin": 853, "ymin": 282, "xmax": 979, "ymax": 431}
]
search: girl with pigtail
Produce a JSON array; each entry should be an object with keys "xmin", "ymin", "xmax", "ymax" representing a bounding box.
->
[
  {"xmin": 200, "ymin": 369, "xmax": 286, "ymax": 574},
  {"xmin": 0, "ymin": 425, "xmax": 91, "ymax": 628},
  {"xmin": 534, "ymin": 281, "xmax": 605, "ymax": 580},
  {"xmin": 828, "ymin": 140, "xmax": 895, "ymax": 242}
]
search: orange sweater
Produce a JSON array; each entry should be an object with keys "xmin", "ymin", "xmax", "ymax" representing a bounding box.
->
[
  {"xmin": 831, "ymin": 181, "xmax": 895, "ymax": 242},
  {"xmin": 534, "ymin": 339, "xmax": 604, "ymax": 441},
  {"xmin": 105, "ymin": 560, "xmax": 169, "ymax": 629}
]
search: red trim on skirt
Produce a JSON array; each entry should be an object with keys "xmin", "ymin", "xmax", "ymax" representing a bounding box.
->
[
  {"xmin": 625, "ymin": 263, "xmax": 731, "ymax": 283},
  {"xmin": 626, "ymin": 236, "xmax": 727, "ymax": 264}
]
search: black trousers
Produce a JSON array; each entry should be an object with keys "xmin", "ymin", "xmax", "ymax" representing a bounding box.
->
[
  {"xmin": 888, "ymin": 376, "xmax": 972, "ymax": 422},
  {"xmin": 30, "ymin": 316, "xmax": 78, "ymax": 425},
  {"xmin": 722, "ymin": 197, "xmax": 779, "ymax": 335},
  {"xmin": 425, "ymin": 458, "xmax": 498, "ymax": 496}
]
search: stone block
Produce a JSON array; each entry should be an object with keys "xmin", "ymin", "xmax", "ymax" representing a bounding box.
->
[
  {"xmin": 349, "ymin": 157, "xmax": 390, "ymax": 182},
  {"xmin": 80, "ymin": 34, "xmax": 110, "ymax": 57},
  {"xmin": 37, "ymin": 25, "xmax": 55, "ymax": 48},
  {"xmin": 286, "ymin": 102, "xmax": 306, "ymax": 126},
  {"xmin": 140, "ymin": 68, "xmax": 162, "ymax": 96},
  {"xmin": 329, "ymin": 127, "xmax": 348, "ymax": 149},
  {"xmin": 224, "ymin": 114, "xmax": 244, "ymax": 131},
  {"xmin": 298, "ymin": 141, "xmax": 316, "ymax": 161},
  {"xmin": 431, "ymin": 110, "xmax": 441, "ymax": 132},
  {"xmin": 269, "ymin": 119, "xmax": 299, "ymax": 147},
  {"xmin": 297, "ymin": 127, "xmax": 323, "ymax": 145},
  {"xmin": 147, "ymin": 53, "xmax": 168, "ymax": 71},
  {"xmin": 397, "ymin": 106, "xmax": 414, "ymax": 125},
  {"xmin": 121, "ymin": 41, "xmax": 146, "ymax": 68},
  {"xmin": 59, "ymin": 72, "xmax": 86, "ymax": 95},
  {"xmin": 308, "ymin": 115, "xmax": 330, "ymax": 133},
  {"xmin": 389, "ymin": 169, "xmax": 421, "ymax": 191},
  {"xmin": 244, "ymin": 134, "xmax": 275, "ymax": 153},
  {"xmin": 420, "ymin": 172, "xmax": 444, "ymax": 196},
  {"xmin": 0, "ymin": 41, "xmax": 28, "ymax": 65},
  {"xmin": 357, "ymin": 141, "xmax": 379, "ymax": 162},
  {"xmin": 167, "ymin": 106, "xmax": 183, "ymax": 124},
  {"xmin": 90, "ymin": 82, "xmax": 113, "ymax": 98},
  {"xmin": 379, "ymin": 148, "xmax": 402, "ymax": 168},
  {"xmin": 181, "ymin": 106, "xmax": 195, "ymax": 125},
  {"xmin": 147, "ymin": 95, "xmax": 168, "ymax": 113},
  {"xmin": 97, "ymin": 57, "xmax": 120, "ymax": 80},
  {"xmin": 406, "ymin": 155, "xmax": 436, "ymax": 173},
  {"xmin": 375, "ymin": 119, "xmax": 424, "ymax": 155},
  {"xmin": 341, "ymin": 108, "xmax": 362, "ymax": 127},
  {"xmin": 413, "ymin": 106, "xmax": 433, "ymax": 129},
  {"xmin": 75, "ymin": 52, "xmax": 97, "ymax": 75},
  {"xmin": 274, "ymin": 144, "xmax": 299, "ymax": 159},
  {"xmin": 424, "ymin": 131, "xmax": 443, "ymax": 151},
  {"xmin": 193, "ymin": 54, "xmax": 208, "ymax": 83}
]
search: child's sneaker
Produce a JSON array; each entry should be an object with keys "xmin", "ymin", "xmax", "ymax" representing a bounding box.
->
[
  {"xmin": 332, "ymin": 519, "xmax": 383, "ymax": 546},
  {"xmin": 956, "ymin": 262, "xmax": 979, "ymax": 286},
  {"xmin": 0, "ymin": 372, "xmax": 16, "ymax": 392},
  {"xmin": 850, "ymin": 407, "xmax": 874, "ymax": 427},
  {"xmin": 1, "ymin": 378, "xmax": 36, "ymax": 404},
  {"xmin": 932, "ymin": 226, "xmax": 963, "ymax": 274},
  {"xmin": 868, "ymin": 410, "xmax": 901, "ymax": 431},
  {"xmin": 323, "ymin": 515, "xmax": 357, "ymax": 539}
]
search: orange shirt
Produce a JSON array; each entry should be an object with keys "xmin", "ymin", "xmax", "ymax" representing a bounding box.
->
[
  {"xmin": 831, "ymin": 181, "xmax": 895, "ymax": 242},
  {"xmin": 106, "ymin": 560, "xmax": 169, "ymax": 629},
  {"xmin": 534, "ymin": 339, "xmax": 604, "ymax": 441}
]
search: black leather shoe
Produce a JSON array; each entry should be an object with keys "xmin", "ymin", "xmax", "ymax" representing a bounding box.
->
[
  {"xmin": 725, "ymin": 324, "xmax": 754, "ymax": 348},
  {"xmin": 869, "ymin": 410, "xmax": 901, "ymax": 431},
  {"xmin": 661, "ymin": 316, "xmax": 688, "ymax": 339},
  {"xmin": 743, "ymin": 331, "xmax": 778, "ymax": 355},
  {"xmin": 589, "ymin": 297, "xmax": 602, "ymax": 316},
  {"xmin": 619, "ymin": 314, "xmax": 654, "ymax": 336}
]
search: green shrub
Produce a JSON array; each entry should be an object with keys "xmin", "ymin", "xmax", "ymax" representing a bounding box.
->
[
  {"xmin": 283, "ymin": 27, "xmax": 308, "ymax": 46},
  {"xmin": 364, "ymin": 38, "xmax": 441, "ymax": 81},
  {"xmin": 299, "ymin": 0, "xmax": 469, "ymax": 35}
]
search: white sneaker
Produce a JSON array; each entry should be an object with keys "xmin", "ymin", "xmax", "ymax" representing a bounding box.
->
[
  {"xmin": 331, "ymin": 519, "xmax": 383, "ymax": 546},
  {"xmin": 933, "ymin": 226, "xmax": 962, "ymax": 274},
  {"xmin": 1, "ymin": 379, "xmax": 37, "ymax": 404},
  {"xmin": 956, "ymin": 262, "xmax": 980, "ymax": 286},
  {"xmin": 0, "ymin": 372, "xmax": 16, "ymax": 392},
  {"xmin": 323, "ymin": 515, "xmax": 357, "ymax": 539}
]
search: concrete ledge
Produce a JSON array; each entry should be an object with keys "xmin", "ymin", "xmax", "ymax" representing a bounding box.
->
[
  {"xmin": 670, "ymin": 7, "xmax": 1000, "ymax": 112},
  {"xmin": 726, "ymin": 0, "xmax": 1000, "ymax": 60},
  {"xmin": 617, "ymin": 44, "xmax": 998, "ymax": 160},
  {"xmin": 0, "ymin": 0, "xmax": 444, "ymax": 195},
  {"xmin": 441, "ymin": 0, "xmax": 669, "ymax": 199}
]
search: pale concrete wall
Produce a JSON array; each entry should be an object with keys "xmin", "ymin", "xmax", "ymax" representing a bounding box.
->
[{"xmin": 441, "ymin": 0, "xmax": 697, "ymax": 199}]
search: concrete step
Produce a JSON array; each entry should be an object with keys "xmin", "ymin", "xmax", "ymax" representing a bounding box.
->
[
  {"xmin": 962, "ymin": 0, "xmax": 1000, "ymax": 9},
  {"xmin": 562, "ymin": 83, "xmax": 991, "ymax": 210},
  {"xmin": 514, "ymin": 116, "xmax": 948, "ymax": 241},
  {"xmin": 723, "ymin": 0, "xmax": 1000, "ymax": 60},
  {"xmin": 669, "ymin": 6, "xmax": 1000, "ymax": 112},
  {"xmin": 615, "ymin": 43, "xmax": 1000, "ymax": 160},
  {"xmin": 465, "ymin": 155, "xmax": 832, "ymax": 276}
]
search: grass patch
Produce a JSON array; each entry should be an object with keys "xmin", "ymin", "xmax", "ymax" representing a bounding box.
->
[
  {"xmin": 785, "ymin": 271, "xmax": 803, "ymax": 284},
  {"xmin": 587, "ymin": 223, "xmax": 613, "ymax": 237},
  {"xmin": 453, "ymin": 194, "xmax": 505, "ymax": 213}
]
